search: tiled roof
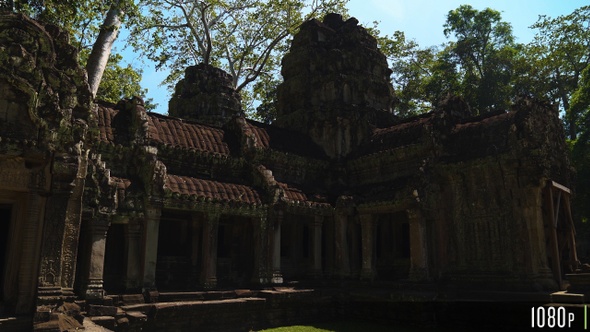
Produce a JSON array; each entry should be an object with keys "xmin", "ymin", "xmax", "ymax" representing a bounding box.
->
[
  {"xmin": 277, "ymin": 182, "xmax": 331, "ymax": 208},
  {"xmin": 165, "ymin": 174, "xmax": 261, "ymax": 205},
  {"xmin": 147, "ymin": 114, "xmax": 230, "ymax": 155},
  {"xmin": 278, "ymin": 182, "xmax": 307, "ymax": 201}
]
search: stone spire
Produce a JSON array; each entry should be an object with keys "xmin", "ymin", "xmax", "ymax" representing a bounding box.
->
[{"xmin": 275, "ymin": 13, "xmax": 396, "ymax": 159}]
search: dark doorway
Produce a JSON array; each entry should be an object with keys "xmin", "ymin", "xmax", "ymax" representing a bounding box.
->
[
  {"xmin": 375, "ymin": 211, "xmax": 410, "ymax": 280},
  {"xmin": 217, "ymin": 216, "xmax": 254, "ymax": 287},
  {"xmin": 0, "ymin": 205, "xmax": 12, "ymax": 302},
  {"xmin": 104, "ymin": 224, "xmax": 126, "ymax": 293}
]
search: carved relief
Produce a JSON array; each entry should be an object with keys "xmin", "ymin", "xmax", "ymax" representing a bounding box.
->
[{"xmin": 0, "ymin": 158, "xmax": 29, "ymax": 190}]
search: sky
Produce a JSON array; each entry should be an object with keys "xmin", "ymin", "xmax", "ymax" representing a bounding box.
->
[{"xmin": 118, "ymin": 0, "xmax": 589, "ymax": 115}]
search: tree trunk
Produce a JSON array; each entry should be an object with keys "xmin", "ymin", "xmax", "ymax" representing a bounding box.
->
[
  {"xmin": 562, "ymin": 93, "xmax": 577, "ymax": 140},
  {"xmin": 86, "ymin": 1, "xmax": 123, "ymax": 98}
]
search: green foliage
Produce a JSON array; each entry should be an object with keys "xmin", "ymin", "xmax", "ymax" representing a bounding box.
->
[
  {"xmin": 372, "ymin": 5, "xmax": 518, "ymax": 117},
  {"xmin": 528, "ymin": 5, "xmax": 590, "ymax": 139},
  {"xmin": 442, "ymin": 5, "xmax": 518, "ymax": 114},
  {"xmin": 373, "ymin": 27, "xmax": 437, "ymax": 117}
]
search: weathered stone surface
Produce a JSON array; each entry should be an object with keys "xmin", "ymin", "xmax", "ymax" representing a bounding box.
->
[
  {"xmin": 89, "ymin": 316, "xmax": 116, "ymax": 330},
  {"xmin": 275, "ymin": 13, "xmax": 396, "ymax": 158},
  {"xmin": 88, "ymin": 304, "xmax": 118, "ymax": 317},
  {"xmin": 169, "ymin": 63, "xmax": 242, "ymax": 127}
]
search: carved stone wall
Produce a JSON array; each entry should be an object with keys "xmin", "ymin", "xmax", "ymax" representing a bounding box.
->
[
  {"xmin": 0, "ymin": 12, "xmax": 92, "ymax": 316},
  {"xmin": 275, "ymin": 13, "xmax": 396, "ymax": 158}
]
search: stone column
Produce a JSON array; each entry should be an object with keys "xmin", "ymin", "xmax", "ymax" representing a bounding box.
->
[
  {"xmin": 16, "ymin": 188, "xmax": 46, "ymax": 314},
  {"xmin": 407, "ymin": 209, "xmax": 429, "ymax": 281},
  {"xmin": 334, "ymin": 212, "xmax": 351, "ymax": 278},
  {"xmin": 190, "ymin": 214, "xmax": 202, "ymax": 284},
  {"xmin": 83, "ymin": 213, "xmax": 111, "ymax": 299},
  {"xmin": 201, "ymin": 212, "xmax": 220, "ymax": 289},
  {"xmin": 271, "ymin": 211, "xmax": 283, "ymax": 284},
  {"xmin": 308, "ymin": 215, "xmax": 323, "ymax": 278},
  {"xmin": 37, "ymin": 155, "xmax": 78, "ymax": 297},
  {"xmin": 252, "ymin": 214, "xmax": 270, "ymax": 285},
  {"xmin": 124, "ymin": 219, "xmax": 142, "ymax": 291},
  {"xmin": 142, "ymin": 206, "xmax": 162, "ymax": 291},
  {"xmin": 360, "ymin": 214, "xmax": 376, "ymax": 280}
]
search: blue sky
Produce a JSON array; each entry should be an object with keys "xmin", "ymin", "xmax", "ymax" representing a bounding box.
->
[{"xmin": 118, "ymin": 1, "xmax": 588, "ymax": 115}]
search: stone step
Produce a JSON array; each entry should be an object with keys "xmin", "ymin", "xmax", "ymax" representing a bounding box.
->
[
  {"xmin": 551, "ymin": 291, "xmax": 586, "ymax": 304},
  {"xmin": 158, "ymin": 290, "xmax": 242, "ymax": 302}
]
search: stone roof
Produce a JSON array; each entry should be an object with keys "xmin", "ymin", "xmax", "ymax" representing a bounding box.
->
[
  {"xmin": 277, "ymin": 182, "xmax": 331, "ymax": 208},
  {"xmin": 164, "ymin": 174, "xmax": 261, "ymax": 205},
  {"xmin": 96, "ymin": 101, "xmax": 231, "ymax": 156}
]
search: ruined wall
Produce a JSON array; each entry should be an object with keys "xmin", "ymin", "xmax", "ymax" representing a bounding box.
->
[
  {"xmin": 275, "ymin": 13, "xmax": 396, "ymax": 159},
  {"xmin": 425, "ymin": 98, "xmax": 572, "ymax": 290},
  {"xmin": 0, "ymin": 12, "xmax": 92, "ymax": 314}
]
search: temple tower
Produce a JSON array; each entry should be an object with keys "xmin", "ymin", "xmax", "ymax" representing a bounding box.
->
[{"xmin": 275, "ymin": 13, "xmax": 396, "ymax": 159}]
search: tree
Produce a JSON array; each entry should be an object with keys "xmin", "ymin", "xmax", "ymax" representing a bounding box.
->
[
  {"xmin": 11, "ymin": 0, "xmax": 146, "ymax": 102},
  {"xmin": 374, "ymin": 29, "xmax": 437, "ymax": 117},
  {"xmin": 442, "ymin": 5, "xmax": 518, "ymax": 114},
  {"xmin": 528, "ymin": 6, "xmax": 590, "ymax": 140},
  {"xmin": 90, "ymin": 52, "xmax": 156, "ymax": 109},
  {"xmin": 129, "ymin": 0, "xmax": 348, "ymax": 114}
]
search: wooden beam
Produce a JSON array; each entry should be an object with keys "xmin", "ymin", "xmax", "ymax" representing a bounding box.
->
[
  {"xmin": 551, "ymin": 180, "xmax": 571, "ymax": 195},
  {"xmin": 545, "ymin": 184, "xmax": 562, "ymax": 288}
]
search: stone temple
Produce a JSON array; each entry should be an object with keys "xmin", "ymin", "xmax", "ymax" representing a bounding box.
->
[{"xmin": 0, "ymin": 12, "xmax": 582, "ymax": 331}]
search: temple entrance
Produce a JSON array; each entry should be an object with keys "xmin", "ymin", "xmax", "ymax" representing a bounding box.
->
[
  {"xmin": 156, "ymin": 212, "xmax": 198, "ymax": 291},
  {"xmin": 281, "ymin": 215, "xmax": 311, "ymax": 280},
  {"xmin": 217, "ymin": 216, "xmax": 254, "ymax": 287},
  {"xmin": 104, "ymin": 224, "xmax": 126, "ymax": 293},
  {"xmin": 375, "ymin": 211, "xmax": 410, "ymax": 280},
  {"xmin": 0, "ymin": 205, "xmax": 11, "ymax": 304}
]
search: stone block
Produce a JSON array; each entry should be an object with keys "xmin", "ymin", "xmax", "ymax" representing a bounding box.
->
[
  {"xmin": 126, "ymin": 310, "xmax": 148, "ymax": 325},
  {"xmin": 121, "ymin": 294, "xmax": 145, "ymax": 305},
  {"xmin": 88, "ymin": 304, "xmax": 117, "ymax": 317},
  {"xmin": 90, "ymin": 315, "xmax": 116, "ymax": 330},
  {"xmin": 235, "ymin": 289, "xmax": 254, "ymax": 298}
]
